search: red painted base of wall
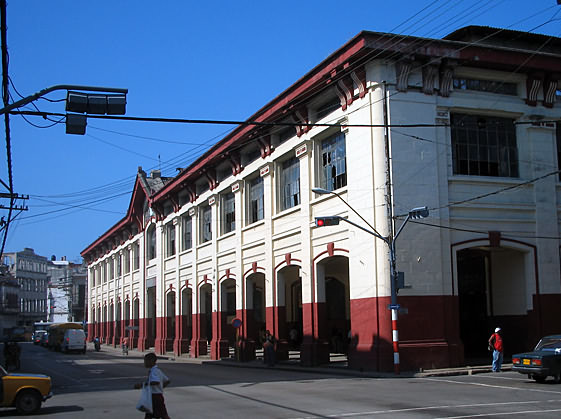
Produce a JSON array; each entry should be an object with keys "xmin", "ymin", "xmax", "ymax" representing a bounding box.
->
[
  {"xmin": 237, "ymin": 338, "xmax": 256, "ymax": 361},
  {"xmin": 123, "ymin": 292, "xmax": 560, "ymax": 369},
  {"xmin": 210, "ymin": 339, "xmax": 229, "ymax": 360},
  {"xmin": 173, "ymin": 339, "xmax": 190, "ymax": 356},
  {"xmin": 190, "ymin": 339, "xmax": 207, "ymax": 357},
  {"xmin": 300, "ymin": 339, "xmax": 330, "ymax": 366},
  {"xmin": 347, "ymin": 295, "xmax": 463, "ymax": 372}
]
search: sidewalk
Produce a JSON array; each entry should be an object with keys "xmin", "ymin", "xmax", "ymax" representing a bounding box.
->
[{"xmin": 95, "ymin": 343, "xmax": 511, "ymax": 378}]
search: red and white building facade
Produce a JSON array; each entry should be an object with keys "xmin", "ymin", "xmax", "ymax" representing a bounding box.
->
[{"xmin": 82, "ymin": 27, "xmax": 561, "ymax": 371}]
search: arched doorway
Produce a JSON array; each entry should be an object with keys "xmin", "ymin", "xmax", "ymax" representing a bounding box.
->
[
  {"xmin": 124, "ymin": 299, "xmax": 131, "ymax": 345},
  {"xmin": 115, "ymin": 301, "xmax": 122, "ymax": 346},
  {"xmin": 108, "ymin": 302, "xmax": 114, "ymax": 345},
  {"xmin": 102, "ymin": 304, "xmax": 107, "ymax": 343},
  {"xmin": 96, "ymin": 306, "xmax": 101, "ymax": 340},
  {"xmin": 455, "ymin": 242, "xmax": 535, "ymax": 361},
  {"xmin": 132, "ymin": 298, "xmax": 140, "ymax": 348},
  {"xmin": 316, "ymin": 255, "xmax": 350, "ymax": 363},
  {"xmin": 246, "ymin": 272, "xmax": 265, "ymax": 348},
  {"xmin": 175, "ymin": 287, "xmax": 191, "ymax": 355},
  {"xmin": 191, "ymin": 283, "xmax": 212, "ymax": 357},
  {"xmin": 146, "ymin": 287, "xmax": 156, "ymax": 349},
  {"xmin": 165, "ymin": 291, "xmax": 176, "ymax": 352},
  {"xmin": 213, "ymin": 278, "xmax": 235, "ymax": 359},
  {"xmin": 276, "ymin": 265, "xmax": 301, "ymax": 360}
]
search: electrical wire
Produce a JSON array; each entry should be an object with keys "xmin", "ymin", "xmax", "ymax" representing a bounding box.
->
[{"xmin": 5, "ymin": 3, "xmax": 560, "ymax": 232}]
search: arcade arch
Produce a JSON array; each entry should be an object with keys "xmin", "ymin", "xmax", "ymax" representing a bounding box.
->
[{"xmin": 453, "ymin": 239, "xmax": 537, "ymax": 360}]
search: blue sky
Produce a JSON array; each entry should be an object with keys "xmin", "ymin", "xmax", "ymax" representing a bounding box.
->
[{"xmin": 1, "ymin": 0, "xmax": 560, "ymax": 262}]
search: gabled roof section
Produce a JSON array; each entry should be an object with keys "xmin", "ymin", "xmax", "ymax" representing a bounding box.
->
[{"xmin": 80, "ymin": 167, "xmax": 172, "ymax": 260}]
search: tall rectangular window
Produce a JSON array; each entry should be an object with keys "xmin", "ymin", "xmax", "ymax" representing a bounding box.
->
[
  {"xmin": 451, "ymin": 114, "xmax": 518, "ymax": 177},
  {"xmin": 279, "ymin": 156, "xmax": 300, "ymax": 211},
  {"xmin": 116, "ymin": 254, "xmax": 122, "ymax": 277},
  {"xmin": 181, "ymin": 215, "xmax": 192, "ymax": 251},
  {"xmin": 247, "ymin": 176, "xmax": 264, "ymax": 224},
  {"xmin": 132, "ymin": 242, "xmax": 140, "ymax": 270},
  {"xmin": 147, "ymin": 227, "xmax": 156, "ymax": 260},
  {"xmin": 165, "ymin": 222, "xmax": 176, "ymax": 257},
  {"xmin": 201, "ymin": 205, "xmax": 212, "ymax": 243},
  {"xmin": 123, "ymin": 248, "xmax": 130, "ymax": 274},
  {"xmin": 222, "ymin": 192, "xmax": 235, "ymax": 234},
  {"xmin": 319, "ymin": 132, "xmax": 347, "ymax": 191},
  {"xmin": 109, "ymin": 259, "xmax": 114, "ymax": 280}
]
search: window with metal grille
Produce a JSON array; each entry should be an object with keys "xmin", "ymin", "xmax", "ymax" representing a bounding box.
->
[
  {"xmin": 319, "ymin": 132, "xmax": 347, "ymax": 191},
  {"xmin": 248, "ymin": 176, "xmax": 264, "ymax": 224},
  {"xmin": 200, "ymin": 205, "xmax": 212, "ymax": 243},
  {"xmin": 279, "ymin": 156, "xmax": 300, "ymax": 211},
  {"xmin": 453, "ymin": 78, "xmax": 517, "ymax": 96},
  {"xmin": 181, "ymin": 215, "xmax": 192, "ymax": 251},
  {"xmin": 451, "ymin": 114, "xmax": 518, "ymax": 178},
  {"xmin": 222, "ymin": 192, "xmax": 235, "ymax": 234}
]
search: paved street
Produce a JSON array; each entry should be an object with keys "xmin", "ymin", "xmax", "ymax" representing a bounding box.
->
[{"xmin": 3, "ymin": 342, "xmax": 561, "ymax": 418}]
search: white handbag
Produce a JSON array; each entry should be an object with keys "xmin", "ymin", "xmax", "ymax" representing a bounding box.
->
[{"xmin": 136, "ymin": 382, "xmax": 153, "ymax": 414}]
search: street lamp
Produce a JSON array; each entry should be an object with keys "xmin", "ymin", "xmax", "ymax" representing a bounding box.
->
[{"xmin": 313, "ymin": 187, "xmax": 429, "ymax": 374}]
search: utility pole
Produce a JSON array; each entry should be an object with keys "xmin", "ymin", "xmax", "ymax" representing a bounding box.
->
[{"xmin": 382, "ymin": 81, "xmax": 402, "ymax": 374}]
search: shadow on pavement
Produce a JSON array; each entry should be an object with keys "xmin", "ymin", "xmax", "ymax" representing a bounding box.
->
[{"xmin": 0, "ymin": 404, "xmax": 84, "ymax": 416}]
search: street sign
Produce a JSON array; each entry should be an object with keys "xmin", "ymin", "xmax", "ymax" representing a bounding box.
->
[
  {"xmin": 388, "ymin": 304, "xmax": 401, "ymax": 310},
  {"xmin": 232, "ymin": 318, "xmax": 242, "ymax": 328},
  {"xmin": 125, "ymin": 326, "xmax": 139, "ymax": 331}
]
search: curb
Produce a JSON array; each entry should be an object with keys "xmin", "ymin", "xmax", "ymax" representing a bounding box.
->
[{"xmin": 93, "ymin": 343, "xmax": 511, "ymax": 378}]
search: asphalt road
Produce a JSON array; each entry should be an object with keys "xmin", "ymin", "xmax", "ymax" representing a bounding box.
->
[{"xmin": 3, "ymin": 342, "xmax": 561, "ymax": 418}]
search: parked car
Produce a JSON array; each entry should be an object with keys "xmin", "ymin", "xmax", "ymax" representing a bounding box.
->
[
  {"xmin": 0, "ymin": 364, "xmax": 52, "ymax": 414},
  {"xmin": 512, "ymin": 334, "xmax": 561, "ymax": 383},
  {"xmin": 61, "ymin": 329, "xmax": 86, "ymax": 354},
  {"xmin": 32, "ymin": 330, "xmax": 47, "ymax": 345}
]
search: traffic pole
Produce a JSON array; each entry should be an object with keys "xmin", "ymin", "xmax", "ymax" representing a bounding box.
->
[{"xmin": 392, "ymin": 308, "xmax": 400, "ymax": 374}]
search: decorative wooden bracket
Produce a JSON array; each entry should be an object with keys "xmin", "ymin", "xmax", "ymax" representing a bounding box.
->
[
  {"xmin": 202, "ymin": 168, "xmax": 219, "ymax": 190},
  {"xmin": 292, "ymin": 108, "xmax": 310, "ymax": 137},
  {"xmin": 257, "ymin": 135, "xmax": 273, "ymax": 158},
  {"xmin": 526, "ymin": 73, "xmax": 543, "ymax": 106}
]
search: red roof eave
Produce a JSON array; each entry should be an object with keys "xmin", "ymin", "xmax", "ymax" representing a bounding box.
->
[
  {"xmin": 151, "ymin": 34, "xmax": 369, "ymax": 202},
  {"xmin": 80, "ymin": 175, "xmax": 150, "ymax": 259}
]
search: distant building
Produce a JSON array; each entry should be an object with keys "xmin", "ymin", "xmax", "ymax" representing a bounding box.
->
[
  {"xmin": 0, "ymin": 264, "xmax": 19, "ymax": 336},
  {"xmin": 47, "ymin": 257, "xmax": 87, "ymax": 323},
  {"xmin": 2, "ymin": 248, "xmax": 48, "ymax": 328}
]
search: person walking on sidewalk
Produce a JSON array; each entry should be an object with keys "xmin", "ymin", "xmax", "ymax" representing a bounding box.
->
[
  {"xmin": 135, "ymin": 353, "xmax": 171, "ymax": 419},
  {"xmin": 488, "ymin": 327, "xmax": 504, "ymax": 372}
]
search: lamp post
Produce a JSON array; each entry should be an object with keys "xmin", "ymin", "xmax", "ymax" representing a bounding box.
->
[{"xmin": 313, "ymin": 187, "xmax": 428, "ymax": 374}]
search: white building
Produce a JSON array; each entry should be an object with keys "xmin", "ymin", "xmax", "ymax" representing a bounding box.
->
[
  {"xmin": 47, "ymin": 258, "xmax": 87, "ymax": 323},
  {"xmin": 82, "ymin": 26, "xmax": 561, "ymax": 371}
]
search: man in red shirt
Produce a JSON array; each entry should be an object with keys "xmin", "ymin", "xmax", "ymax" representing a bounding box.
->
[{"xmin": 488, "ymin": 327, "xmax": 503, "ymax": 372}]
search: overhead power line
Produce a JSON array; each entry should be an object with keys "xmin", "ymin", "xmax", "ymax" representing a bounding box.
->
[{"xmin": 10, "ymin": 110, "xmax": 450, "ymax": 129}]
